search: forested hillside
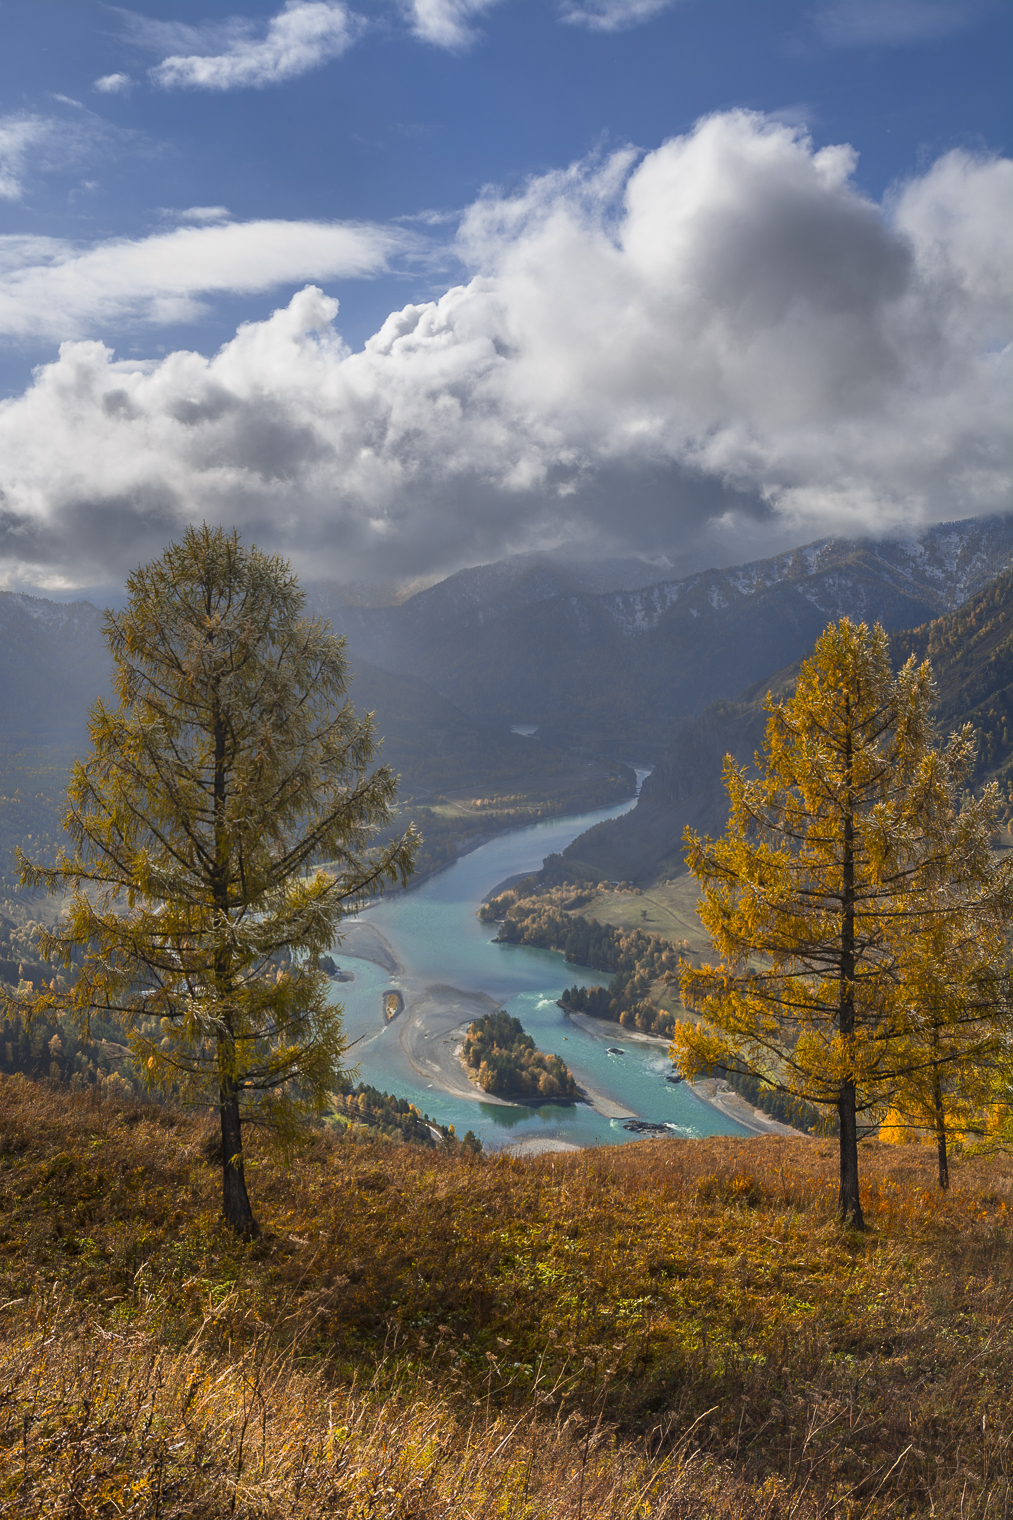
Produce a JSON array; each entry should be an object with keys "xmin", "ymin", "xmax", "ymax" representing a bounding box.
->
[
  {"xmin": 0, "ymin": 593, "xmax": 110, "ymax": 745},
  {"xmin": 0, "ymin": 745, "xmax": 75, "ymax": 893},
  {"xmin": 892, "ymin": 568, "xmax": 1013, "ymax": 807},
  {"xmin": 0, "ymin": 601, "xmax": 634, "ymax": 899},
  {"xmin": 558, "ymin": 566, "xmax": 1013, "ymax": 884}
]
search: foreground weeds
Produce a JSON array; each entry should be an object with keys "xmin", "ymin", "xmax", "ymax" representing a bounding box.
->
[{"xmin": 1, "ymin": 1075, "xmax": 1012, "ymax": 1516}]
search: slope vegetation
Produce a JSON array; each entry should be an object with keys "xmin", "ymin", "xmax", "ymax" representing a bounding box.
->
[
  {"xmin": 1, "ymin": 1075, "xmax": 1011, "ymax": 1517},
  {"xmin": 892, "ymin": 567, "xmax": 1013, "ymax": 805}
]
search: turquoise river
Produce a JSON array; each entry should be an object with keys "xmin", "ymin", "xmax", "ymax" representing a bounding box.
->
[{"xmin": 327, "ymin": 785, "xmax": 749, "ymax": 1151}]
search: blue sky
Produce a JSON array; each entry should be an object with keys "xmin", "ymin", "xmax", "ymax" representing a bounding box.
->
[{"xmin": 0, "ymin": 0, "xmax": 1009, "ymax": 591}]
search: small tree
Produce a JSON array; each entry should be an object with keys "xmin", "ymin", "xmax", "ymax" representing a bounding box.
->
[
  {"xmin": 882, "ymin": 758, "xmax": 1013, "ymax": 1188},
  {"xmin": 18, "ymin": 526, "xmax": 416, "ymax": 1235},
  {"xmin": 672, "ymin": 618, "xmax": 1011, "ymax": 1228}
]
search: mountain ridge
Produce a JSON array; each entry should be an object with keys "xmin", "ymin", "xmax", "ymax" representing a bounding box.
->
[
  {"xmin": 556, "ymin": 566, "xmax": 1013, "ymax": 886},
  {"xmin": 314, "ymin": 515, "xmax": 1013, "ymax": 755}
]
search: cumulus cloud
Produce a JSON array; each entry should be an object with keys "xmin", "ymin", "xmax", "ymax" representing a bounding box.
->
[
  {"xmin": 811, "ymin": 1, "xmax": 979, "ymax": 47},
  {"xmin": 0, "ymin": 111, "xmax": 1008, "ymax": 589},
  {"xmin": 560, "ymin": 0, "xmax": 679, "ymax": 33},
  {"xmin": 0, "ymin": 218, "xmax": 405, "ymax": 341},
  {"xmin": 94, "ymin": 72, "xmax": 134, "ymax": 94},
  {"xmin": 406, "ymin": 0, "xmax": 503, "ymax": 49},
  {"xmin": 147, "ymin": 1, "xmax": 358, "ymax": 90}
]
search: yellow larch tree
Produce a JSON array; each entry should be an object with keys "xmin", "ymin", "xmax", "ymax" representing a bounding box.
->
[{"xmin": 672, "ymin": 617, "xmax": 1012, "ymax": 1228}]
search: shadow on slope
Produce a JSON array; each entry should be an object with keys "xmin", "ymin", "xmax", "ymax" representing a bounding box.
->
[{"xmin": 559, "ymin": 569, "xmax": 1013, "ymax": 886}]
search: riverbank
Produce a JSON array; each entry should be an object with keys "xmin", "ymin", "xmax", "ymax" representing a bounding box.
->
[
  {"xmin": 335, "ymin": 938, "xmax": 783, "ymax": 1141},
  {"xmin": 688, "ymin": 1076, "xmax": 806, "ymax": 1138},
  {"xmin": 402, "ymin": 990, "xmax": 637, "ymax": 1122},
  {"xmin": 565, "ymin": 1009, "xmax": 806, "ymax": 1138},
  {"xmin": 345, "ymin": 958, "xmax": 790, "ymax": 1140},
  {"xmin": 332, "ymin": 920, "xmax": 640, "ymax": 1123},
  {"xmin": 322, "ymin": 789, "xmax": 757, "ymax": 1150},
  {"xmin": 335, "ymin": 921, "xmax": 402, "ymax": 975}
]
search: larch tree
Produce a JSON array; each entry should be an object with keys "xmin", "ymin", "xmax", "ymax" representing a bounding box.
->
[
  {"xmin": 672, "ymin": 617, "xmax": 1012, "ymax": 1228},
  {"xmin": 882, "ymin": 737, "xmax": 1012, "ymax": 1188},
  {"xmin": 18, "ymin": 525, "xmax": 417, "ymax": 1235}
]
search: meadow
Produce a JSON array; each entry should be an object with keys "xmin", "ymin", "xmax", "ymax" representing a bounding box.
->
[
  {"xmin": 1, "ymin": 1073, "xmax": 1011, "ymax": 1517},
  {"xmin": 580, "ymin": 878, "xmax": 710, "ymax": 953}
]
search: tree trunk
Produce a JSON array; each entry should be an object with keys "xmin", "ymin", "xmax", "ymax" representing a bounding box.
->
[
  {"xmin": 210, "ymin": 689, "xmax": 256, "ymax": 1236},
  {"xmin": 932, "ymin": 1071, "xmax": 950, "ymax": 1191},
  {"xmin": 837, "ymin": 711, "xmax": 865, "ymax": 1230},
  {"xmin": 837, "ymin": 1077, "xmax": 864, "ymax": 1228},
  {"xmin": 219, "ymin": 1067, "xmax": 257, "ymax": 1236}
]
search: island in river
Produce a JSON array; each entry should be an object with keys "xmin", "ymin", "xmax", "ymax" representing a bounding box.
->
[
  {"xmin": 462, "ymin": 1011, "xmax": 580, "ymax": 1102},
  {"xmin": 327, "ymin": 792, "xmax": 802, "ymax": 1149}
]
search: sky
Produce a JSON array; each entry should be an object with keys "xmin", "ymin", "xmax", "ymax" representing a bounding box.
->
[{"xmin": 0, "ymin": 0, "xmax": 1009, "ymax": 596}]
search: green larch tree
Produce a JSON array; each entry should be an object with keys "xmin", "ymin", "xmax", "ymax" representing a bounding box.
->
[
  {"xmin": 18, "ymin": 525, "xmax": 417, "ymax": 1235},
  {"xmin": 673, "ymin": 617, "xmax": 1012, "ymax": 1228}
]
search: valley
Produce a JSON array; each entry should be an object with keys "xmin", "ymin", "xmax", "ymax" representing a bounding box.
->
[
  {"xmin": 2, "ymin": 517, "xmax": 1012, "ymax": 1520},
  {"xmin": 3, "ymin": 515, "xmax": 1011, "ymax": 1135}
]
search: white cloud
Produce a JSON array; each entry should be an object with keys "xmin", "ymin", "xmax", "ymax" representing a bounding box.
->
[
  {"xmin": 0, "ymin": 112, "xmax": 1008, "ymax": 589},
  {"xmin": 0, "ymin": 108, "xmax": 137, "ymax": 200},
  {"xmin": 560, "ymin": 0, "xmax": 678, "ymax": 33},
  {"xmin": 811, "ymin": 1, "xmax": 978, "ymax": 47},
  {"xmin": 94, "ymin": 72, "xmax": 134, "ymax": 94},
  {"xmin": 0, "ymin": 218, "xmax": 405, "ymax": 341},
  {"xmin": 0, "ymin": 115, "xmax": 52, "ymax": 200},
  {"xmin": 149, "ymin": 1, "xmax": 358, "ymax": 90},
  {"xmin": 406, "ymin": 0, "xmax": 502, "ymax": 49},
  {"xmin": 177, "ymin": 205, "xmax": 232, "ymax": 223}
]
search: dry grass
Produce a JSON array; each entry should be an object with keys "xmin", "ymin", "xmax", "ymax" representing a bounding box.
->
[
  {"xmin": 583, "ymin": 877, "xmax": 710, "ymax": 952},
  {"xmin": 2, "ymin": 1074, "xmax": 1013, "ymax": 1516},
  {"xmin": 0, "ymin": 1294, "xmax": 816, "ymax": 1519}
]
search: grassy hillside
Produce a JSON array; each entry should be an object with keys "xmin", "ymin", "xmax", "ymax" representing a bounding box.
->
[{"xmin": 2, "ymin": 1075, "xmax": 1011, "ymax": 1516}]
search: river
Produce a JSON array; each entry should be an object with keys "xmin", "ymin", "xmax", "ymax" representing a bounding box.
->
[{"xmin": 328, "ymin": 785, "xmax": 750, "ymax": 1151}]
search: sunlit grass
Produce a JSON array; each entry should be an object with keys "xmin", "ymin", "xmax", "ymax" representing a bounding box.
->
[{"xmin": 2, "ymin": 1074, "xmax": 1012, "ymax": 1516}]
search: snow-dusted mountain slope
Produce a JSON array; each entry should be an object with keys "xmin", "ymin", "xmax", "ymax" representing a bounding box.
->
[
  {"xmin": 595, "ymin": 517, "xmax": 1012, "ymax": 638},
  {"xmin": 312, "ymin": 515, "xmax": 1012, "ymax": 755}
]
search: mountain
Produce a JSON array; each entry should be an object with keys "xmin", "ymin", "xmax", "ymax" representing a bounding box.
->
[
  {"xmin": 892, "ymin": 568, "xmax": 1013, "ymax": 805},
  {"xmin": 313, "ymin": 549, "xmax": 691, "ymax": 613},
  {"xmin": 0, "ymin": 587, "xmax": 601, "ymax": 801},
  {"xmin": 0, "ymin": 593, "xmax": 111, "ymax": 745},
  {"xmin": 0, "ymin": 590, "xmax": 632, "ymax": 893},
  {"xmin": 2, "ymin": 520, "xmax": 1009, "ymax": 897},
  {"xmin": 557, "ymin": 567, "xmax": 1013, "ymax": 886},
  {"xmin": 315, "ymin": 515, "xmax": 1013, "ymax": 757}
]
